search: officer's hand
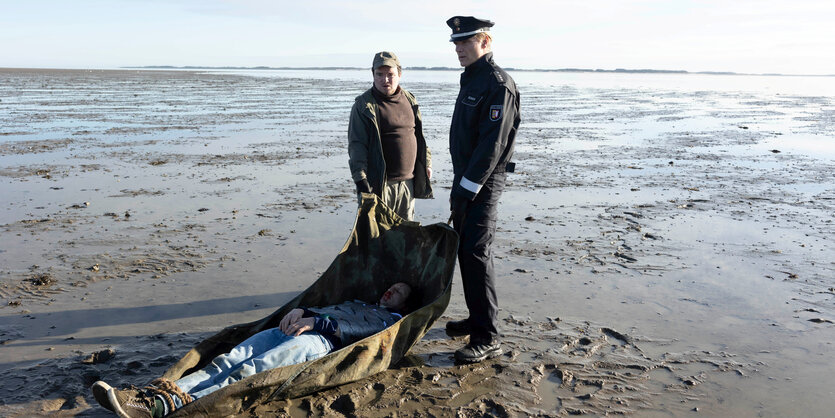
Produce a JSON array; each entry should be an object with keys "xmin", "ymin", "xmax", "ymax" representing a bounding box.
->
[
  {"xmin": 449, "ymin": 196, "xmax": 470, "ymax": 228},
  {"xmin": 450, "ymin": 195, "xmax": 468, "ymax": 213},
  {"xmin": 355, "ymin": 178, "xmax": 372, "ymax": 194}
]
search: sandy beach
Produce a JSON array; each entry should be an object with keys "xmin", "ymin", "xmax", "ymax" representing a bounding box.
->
[{"xmin": 1, "ymin": 68, "xmax": 833, "ymax": 417}]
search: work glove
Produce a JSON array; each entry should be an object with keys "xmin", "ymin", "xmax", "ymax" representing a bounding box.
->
[{"xmin": 355, "ymin": 178, "xmax": 372, "ymax": 194}]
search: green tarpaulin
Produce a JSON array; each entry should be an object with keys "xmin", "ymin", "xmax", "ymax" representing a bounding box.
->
[{"xmin": 163, "ymin": 194, "xmax": 458, "ymax": 416}]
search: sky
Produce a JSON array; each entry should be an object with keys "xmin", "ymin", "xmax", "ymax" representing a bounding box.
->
[{"xmin": 1, "ymin": 0, "xmax": 833, "ymax": 75}]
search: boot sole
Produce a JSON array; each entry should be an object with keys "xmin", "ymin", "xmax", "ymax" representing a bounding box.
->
[{"xmin": 91, "ymin": 381, "xmax": 114, "ymax": 411}]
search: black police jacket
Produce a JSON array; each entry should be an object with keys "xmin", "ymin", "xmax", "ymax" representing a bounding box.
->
[{"xmin": 449, "ymin": 52, "xmax": 520, "ymax": 201}]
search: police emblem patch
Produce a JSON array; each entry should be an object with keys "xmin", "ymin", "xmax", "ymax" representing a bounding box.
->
[{"xmin": 490, "ymin": 105, "xmax": 503, "ymax": 121}]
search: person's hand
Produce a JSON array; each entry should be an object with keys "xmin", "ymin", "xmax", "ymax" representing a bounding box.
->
[
  {"xmin": 279, "ymin": 308, "xmax": 304, "ymax": 334},
  {"xmin": 355, "ymin": 178, "xmax": 372, "ymax": 194},
  {"xmin": 450, "ymin": 195, "xmax": 469, "ymax": 227},
  {"xmin": 286, "ymin": 317, "xmax": 314, "ymax": 336},
  {"xmin": 426, "ymin": 167, "xmax": 432, "ymax": 180},
  {"xmin": 450, "ymin": 195, "xmax": 468, "ymax": 215}
]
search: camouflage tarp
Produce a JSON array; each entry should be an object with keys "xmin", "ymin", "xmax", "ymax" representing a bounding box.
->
[{"xmin": 162, "ymin": 194, "xmax": 458, "ymax": 416}]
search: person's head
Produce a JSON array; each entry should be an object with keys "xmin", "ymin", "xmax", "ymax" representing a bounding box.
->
[
  {"xmin": 371, "ymin": 51, "xmax": 402, "ymax": 96},
  {"xmin": 379, "ymin": 282, "xmax": 412, "ymax": 311},
  {"xmin": 453, "ymin": 33, "xmax": 492, "ymax": 67},
  {"xmin": 446, "ymin": 16, "xmax": 494, "ymax": 67}
]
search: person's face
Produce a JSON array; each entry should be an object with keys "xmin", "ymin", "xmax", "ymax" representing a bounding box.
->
[
  {"xmin": 454, "ymin": 36, "xmax": 488, "ymax": 67},
  {"xmin": 379, "ymin": 282, "xmax": 411, "ymax": 310},
  {"xmin": 373, "ymin": 65, "xmax": 401, "ymax": 96}
]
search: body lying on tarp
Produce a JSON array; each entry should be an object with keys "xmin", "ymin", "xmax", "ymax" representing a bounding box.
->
[
  {"xmin": 308, "ymin": 300, "xmax": 403, "ymax": 347},
  {"xmin": 160, "ymin": 194, "xmax": 457, "ymax": 417}
]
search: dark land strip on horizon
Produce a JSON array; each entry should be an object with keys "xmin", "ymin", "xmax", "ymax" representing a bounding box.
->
[{"xmin": 120, "ymin": 65, "xmax": 835, "ymax": 77}]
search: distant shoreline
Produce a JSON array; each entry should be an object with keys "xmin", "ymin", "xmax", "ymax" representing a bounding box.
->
[
  {"xmin": 1, "ymin": 66, "xmax": 832, "ymax": 77},
  {"xmin": 120, "ymin": 65, "xmax": 835, "ymax": 77}
]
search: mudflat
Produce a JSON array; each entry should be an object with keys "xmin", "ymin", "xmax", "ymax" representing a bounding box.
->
[{"xmin": 1, "ymin": 68, "xmax": 832, "ymax": 416}]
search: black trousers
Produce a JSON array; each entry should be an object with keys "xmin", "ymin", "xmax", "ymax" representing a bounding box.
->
[{"xmin": 453, "ymin": 172, "xmax": 506, "ymax": 344}]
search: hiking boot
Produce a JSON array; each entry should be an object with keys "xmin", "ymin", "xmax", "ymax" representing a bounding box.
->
[
  {"xmin": 91, "ymin": 381, "xmax": 114, "ymax": 412},
  {"xmin": 445, "ymin": 318, "xmax": 471, "ymax": 337},
  {"xmin": 106, "ymin": 387, "xmax": 162, "ymax": 418},
  {"xmin": 454, "ymin": 341, "xmax": 502, "ymax": 363}
]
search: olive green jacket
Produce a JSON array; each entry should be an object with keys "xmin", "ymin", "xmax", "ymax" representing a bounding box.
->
[{"xmin": 347, "ymin": 87, "xmax": 433, "ymax": 199}]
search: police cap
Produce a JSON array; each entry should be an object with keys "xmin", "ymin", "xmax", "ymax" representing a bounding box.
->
[{"xmin": 446, "ymin": 16, "xmax": 494, "ymax": 42}]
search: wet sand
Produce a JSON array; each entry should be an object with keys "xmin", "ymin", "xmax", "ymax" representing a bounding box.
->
[{"xmin": 1, "ymin": 68, "xmax": 833, "ymax": 416}]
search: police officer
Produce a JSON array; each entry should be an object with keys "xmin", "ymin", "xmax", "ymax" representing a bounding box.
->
[{"xmin": 445, "ymin": 16, "xmax": 520, "ymax": 363}]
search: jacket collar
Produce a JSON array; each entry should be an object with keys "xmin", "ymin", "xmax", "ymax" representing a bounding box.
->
[{"xmin": 462, "ymin": 52, "xmax": 493, "ymax": 82}]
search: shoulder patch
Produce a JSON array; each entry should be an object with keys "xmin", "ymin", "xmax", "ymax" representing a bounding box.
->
[
  {"xmin": 490, "ymin": 105, "xmax": 503, "ymax": 121},
  {"xmin": 493, "ymin": 70, "xmax": 505, "ymax": 84}
]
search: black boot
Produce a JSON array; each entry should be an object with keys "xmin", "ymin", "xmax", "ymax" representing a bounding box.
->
[
  {"xmin": 445, "ymin": 318, "xmax": 471, "ymax": 337},
  {"xmin": 454, "ymin": 340, "xmax": 502, "ymax": 363}
]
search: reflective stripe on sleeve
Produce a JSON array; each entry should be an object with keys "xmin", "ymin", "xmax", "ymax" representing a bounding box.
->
[{"xmin": 460, "ymin": 177, "xmax": 482, "ymax": 194}]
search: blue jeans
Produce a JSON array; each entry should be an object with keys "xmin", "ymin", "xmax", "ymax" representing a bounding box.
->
[{"xmin": 168, "ymin": 328, "xmax": 333, "ymax": 408}]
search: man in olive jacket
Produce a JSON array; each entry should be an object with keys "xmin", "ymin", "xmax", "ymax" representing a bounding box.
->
[{"xmin": 348, "ymin": 51, "xmax": 432, "ymax": 220}]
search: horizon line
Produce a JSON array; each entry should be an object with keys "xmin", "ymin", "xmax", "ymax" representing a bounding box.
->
[{"xmin": 1, "ymin": 66, "xmax": 833, "ymax": 78}]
